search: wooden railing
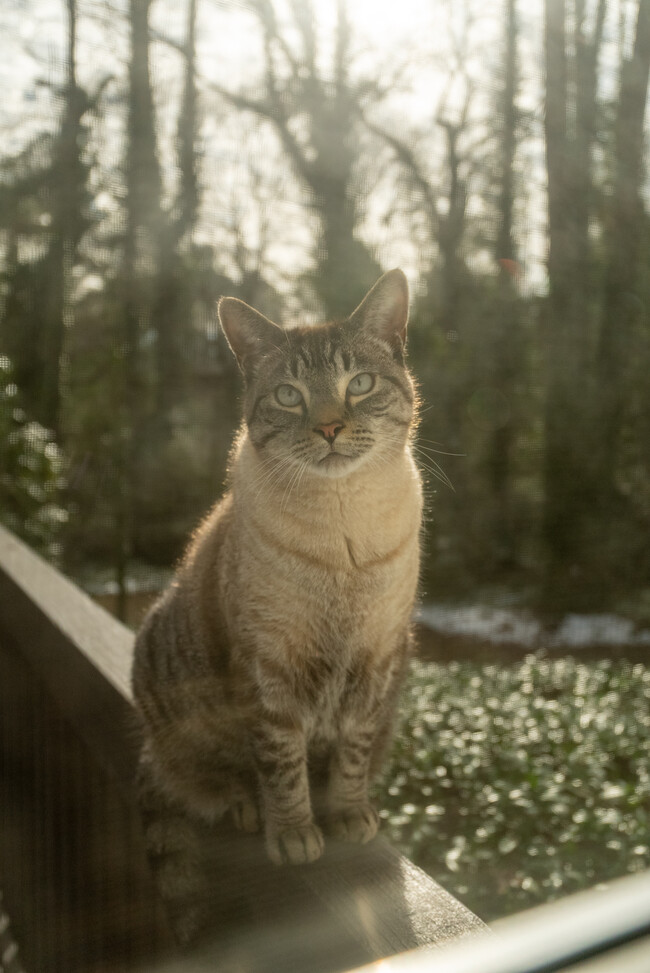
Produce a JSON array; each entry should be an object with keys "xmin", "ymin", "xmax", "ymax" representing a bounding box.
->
[{"xmin": 0, "ymin": 524, "xmax": 485, "ymax": 973}]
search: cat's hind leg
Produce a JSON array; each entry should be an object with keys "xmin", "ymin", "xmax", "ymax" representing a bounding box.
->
[
  {"xmin": 160, "ymin": 743, "xmax": 261, "ymax": 833},
  {"xmin": 147, "ymin": 731, "xmax": 246, "ymax": 826}
]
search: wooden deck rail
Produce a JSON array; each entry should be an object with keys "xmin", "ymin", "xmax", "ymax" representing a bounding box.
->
[{"xmin": 0, "ymin": 524, "xmax": 485, "ymax": 972}]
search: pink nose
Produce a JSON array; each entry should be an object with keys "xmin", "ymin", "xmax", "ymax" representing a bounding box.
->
[{"xmin": 314, "ymin": 421, "xmax": 344, "ymax": 444}]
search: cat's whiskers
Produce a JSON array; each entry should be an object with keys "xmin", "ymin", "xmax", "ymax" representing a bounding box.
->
[
  {"xmin": 412, "ymin": 442, "xmax": 461, "ymax": 485},
  {"xmin": 249, "ymin": 454, "xmax": 284, "ymax": 486},
  {"xmin": 280, "ymin": 457, "xmax": 310, "ymax": 515},
  {"xmin": 410, "ymin": 449, "xmax": 455, "ymax": 491},
  {"xmin": 413, "ymin": 437, "xmax": 465, "ymax": 457},
  {"xmin": 294, "ymin": 457, "xmax": 312, "ymax": 504},
  {"xmin": 263, "ymin": 462, "xmax": 304, "ymax": 501},
  {"xmin": 249, "ymin": 438, "xmax": 327, "ymax": 506},
  {"xmin": 249, "ymin": 453, "xmax": 297, "ymax": 503},
  {"xmin": 248, "ymin": 452, "xmax": 290, "ymax": 492},
  {"xmin": 377, "ymin": 432, "xmax": 456, "ymax": 492},
  {"xmin": 279, "ymin": 461, "xmax": 302, "ymax": 514}
]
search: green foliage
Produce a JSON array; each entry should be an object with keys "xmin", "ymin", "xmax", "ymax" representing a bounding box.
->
[
  {"xmin": 0, "ymin": 356, "xmax": 67, "ymax": 556},
  {"xmin": 376, "ymin": 656, "xmax": 650, "ymax": 920}
]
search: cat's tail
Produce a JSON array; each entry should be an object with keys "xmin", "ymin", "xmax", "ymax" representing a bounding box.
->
[{"xmin": 136, "ymin": 750, "xmax": 214, "ymax": 946}]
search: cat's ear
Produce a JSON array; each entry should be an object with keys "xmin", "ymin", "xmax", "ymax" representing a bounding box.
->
[
  {"xmin": 218, "ymin": 297, "xmax": 284, "ymax": 372},
  {"xmin": 348, "ymin": 269, "xmax": 409, "ymax": 348}
]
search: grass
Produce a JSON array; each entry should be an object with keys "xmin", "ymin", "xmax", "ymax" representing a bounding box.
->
[{"xmin": 375, "ymin": 655, "xmax": 650, "ymax": 921}]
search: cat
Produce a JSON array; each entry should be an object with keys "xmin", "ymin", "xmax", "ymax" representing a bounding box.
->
[{"xmin": 132, "ymin": 268, "xmax": 423, "ymax": 871}]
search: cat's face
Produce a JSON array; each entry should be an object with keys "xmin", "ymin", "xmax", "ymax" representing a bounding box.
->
[{"xmin": 219, "ymin": 270, "xmax": 416, "ymax": 480}]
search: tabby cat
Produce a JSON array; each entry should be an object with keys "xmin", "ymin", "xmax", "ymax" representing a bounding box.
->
[{"xmin": 132, "ymin": 269, "xmax": 423, "ymax": 869}]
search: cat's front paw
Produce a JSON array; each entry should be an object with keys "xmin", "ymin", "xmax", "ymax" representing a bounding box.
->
[
  {"xmin": 327, "ymin": 803, "xmax": 379, "ymax": 844},
  {"xmin": 266, "ymin": 822, "xmax": 325, "ymax": 865}
]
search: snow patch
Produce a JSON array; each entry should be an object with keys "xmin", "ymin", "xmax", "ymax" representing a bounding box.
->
[
  {"xmin": 417, "ymin": 605, "xmax": 540, "ymax": 647},
  {"xmin": 418, "ymin": 604, "xmax": 650, "ymax": 649},
  {"xmin": 551, "ymin": 614, "xmax": 650, "ymax": 648}
]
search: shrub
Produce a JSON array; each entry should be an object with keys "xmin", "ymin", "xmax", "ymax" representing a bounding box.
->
[
  {"xmin": 0, "ymin": 356, "xmax": 66, "ymax": 558},
  {"xmin": 376, "ymin": 655, "xmax": 650, "ymax": 920}
]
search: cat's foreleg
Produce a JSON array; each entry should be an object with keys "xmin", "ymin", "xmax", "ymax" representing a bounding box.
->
[
  {"xmin": 326, "ymin": 723, "xmax": 380, "ymax": 844},
  {"xmin": 251, "ymin": 718, "xmax": 325, "ymax": 865}
]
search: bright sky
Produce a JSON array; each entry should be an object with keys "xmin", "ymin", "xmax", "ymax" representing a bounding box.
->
[{"xmin": 0, "ymin": 0, "xmax": 565, "ymax": 300}]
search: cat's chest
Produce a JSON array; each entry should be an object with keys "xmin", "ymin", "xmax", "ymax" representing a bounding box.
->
[
  {"xmin": 249, "ymin": 465, "xmax": 419, "ymax": 572},
  {"xmin": 243, "ymin": 509, "xmax": 419, "ymax": 627},
  {"xmin": 229, "ymin": 457, "xmax": 422, "ymax": 654},
  {"xmin": 235, "ymin": 520, "xmax": 419, "ymax": 682}
]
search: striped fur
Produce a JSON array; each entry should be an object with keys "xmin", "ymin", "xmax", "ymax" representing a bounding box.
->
[{"xmin": 132, "ymin": 270, "xmax": 423, "ymax": 872}]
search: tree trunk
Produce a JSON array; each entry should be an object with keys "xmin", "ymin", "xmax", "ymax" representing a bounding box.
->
[
  {"xmin": 123, "ymin": 0, "xmax": 162, "ymax": 402},
  {"xmin": 541, "ymin": 0, "xmax": 601, "ymax": 609},
  {"xmin": 595, "ymin": 0, "xmax": 650, "ymax": 506},
  {"xmin": 153, "ymin": 0, "xmax": 200, "ymax": 421},
  {"xmin": 41, "ymin": 0, "xmax": 87, "ymax": 435},
  {"xmin": 488, "ymin": 0, "xmax": 521, "ymax": 571},
  {"xmin": 117, "ymin": 0, "xmax": 164, "ymax": 617},
  {"xmin": 175, "ymin": 0, "xmax": 199, "ymax": 242},
  {"xmin": 311, "ymin": 164, "xmax": 381, "ymax": 318}
]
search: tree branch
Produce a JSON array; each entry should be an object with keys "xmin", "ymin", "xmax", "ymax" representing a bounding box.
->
[{"xmin": 361, "ymin": 114, "xmax": 439, "ymax": 233}]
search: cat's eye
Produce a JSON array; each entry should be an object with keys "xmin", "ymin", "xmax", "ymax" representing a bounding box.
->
[
  {"xmin": 275, "ymin": 384, "xmax": 303, "ymax": 408},
  {"xmin": 347, "ymin": 372, "xmax": 375, "ymax": 396}
]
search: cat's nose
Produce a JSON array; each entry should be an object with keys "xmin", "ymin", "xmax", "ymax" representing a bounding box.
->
[{"xmin": 314, "ymin": 421, "xmax": 344, "ymax": 445}]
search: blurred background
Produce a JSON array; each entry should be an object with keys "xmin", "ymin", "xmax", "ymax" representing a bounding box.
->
[{"xmin": 1, "ymin": 0, "xmax": 649, "ymax": 922}]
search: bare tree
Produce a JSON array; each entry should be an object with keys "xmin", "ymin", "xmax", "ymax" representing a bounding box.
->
[
  {"xmin": 174, "ymin": 0, "xmax": 199, "ymax": 243},
  {"xmin": 114, "ymin": 0, "xmax": 164, "ymax": 617},
  {"xmin": 542, "ymin": 0, "xmax": 608, "ymax": 607},
  {"xmin": 359, "ymin": 0, "xmax": 526, "ymax": 581},
  {"xmin": 122, "ymin": 0, "xmax": 163, "ymax": 399},
  {"xmin": 360, "ymin": 29, "xmax": 474, "ymax": 333},
  {"xmin": 152, "ymin": 0, "xmax": 200, "ymax": 420},
  {"xmin": 484, "ymin": 0, "xmax": 523, "ymax": 571},
  {"xmin": 595, "ymin": 0, "xmax": 650, "ymax": 511},
  {"xmin": 210, "ymin": 0, "xmax": 381, "ymax": 317}
]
